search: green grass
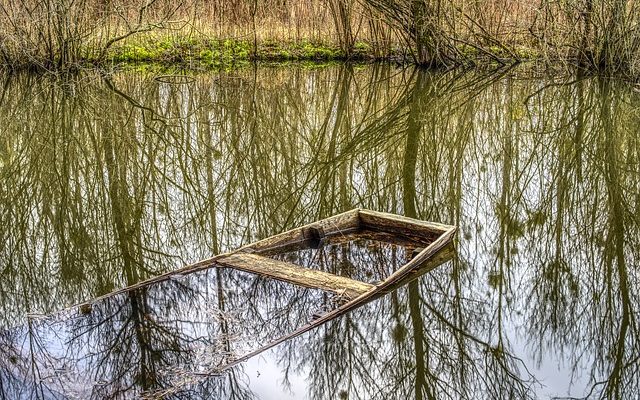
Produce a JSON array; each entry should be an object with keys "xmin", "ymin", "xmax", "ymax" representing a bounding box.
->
[{"xmin": 106, "ymin": 36, "xmax": 374, "ymax": 67}]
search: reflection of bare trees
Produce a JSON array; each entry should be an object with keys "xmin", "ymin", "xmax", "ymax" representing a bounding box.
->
[
  {"xmin": 0, "ymin": 66, "xmax": 639, "ymax": 398},
  {"xmin": 246, "ymin": 69, "xmax": 638, "ymax": 399},
  {"xmin": 514, "ymin": 79, "xmax": 640, "ymax": 400},
  {"xmin": 2, "ymin": 266, "xmax": 338, "ymax": 398}
]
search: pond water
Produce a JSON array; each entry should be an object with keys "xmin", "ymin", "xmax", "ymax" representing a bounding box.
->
[{"xmin": 0, "ymin": 65, "xmax": 638, "ymax": 399}]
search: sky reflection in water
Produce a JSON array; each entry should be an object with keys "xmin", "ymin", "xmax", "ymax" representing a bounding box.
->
[{"xmin": 0, "ymin": 65, "xmax": 638, "ymax": 399}]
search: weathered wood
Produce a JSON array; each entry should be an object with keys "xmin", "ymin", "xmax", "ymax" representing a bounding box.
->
[
  {"xmin": 380, "ymin": 224, "xmax": 456, "ymax": 287},
  {"xmin": 323, "ymin": 229, "xmax": 431, "ymax": 248},
  {"xmin": 258, "ymin": 229, "xmax": 433, "ymax": 256},
  {"xmin": 54, "ymin": 207, "xmax": 457, "ymax": 391},
  {"xmin": 359, "ymin": 209, "xmax": 451, "ymax": 239},
  {"xmin": 60, "ymin": 209, "xmax": 454, "ymax": 316},
  {"xmin": 218, "ymin": 243, "xmax": 455, "ymax": 373},
  {"xmin": 217, "ymin": 253, "xmax": 374, "ymax": 298},
  {"xmin": 378, "ymin": 243, "xmax": 455, "ymax": 295},
  {"xmin": 217, "ymin": 228, "xmax": 457, "ymax": 373},
  {"xmin": 242, "ymin": 209, "xmax": 361, "ymax": 254}
]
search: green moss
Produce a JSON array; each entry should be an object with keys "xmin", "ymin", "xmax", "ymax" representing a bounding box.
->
[
  {"xmin": 298, "ymin": 60, "xmax": 340, "ymax": 69},
  {"xmin": 457, "ymin": 44, "xmax": 480, "ymax": 57},
  {"xmin": 110, "ymin": 45, "xmax": 156, "ymax": 62},
  {"xmin": 489, "ymin": 45, "xmax": 503, "ymax": 55},
  {"xmin": 354, "ymin": 41, "xmax": 370, "ymax": 51},
  {"xmin": 299, "ymin": 41, "xmax": 340, "ymax": 59},
  {"xmin": 107, "ymin": 36, "xmax": 362, "ymax": 67},
  {"xmin": 199, "ymin": 49, "xmax": 213, "ymax": 62},
  {"xmin": 514, "ymin": 45, "xmax": 539, "ymax": 59}
]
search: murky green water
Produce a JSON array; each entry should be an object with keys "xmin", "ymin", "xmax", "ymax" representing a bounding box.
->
[{"xmin": 0, "ymin": 65, "xmax": 638, "ymax": 399}]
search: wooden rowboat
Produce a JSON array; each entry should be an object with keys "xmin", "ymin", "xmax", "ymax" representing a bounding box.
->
[
  {"xmin": 7, "ymin": 209, "xmax": 456, "ymax": 398},
  {"xmin": 196, "ymin": 208, "xmax": 456, "ymax": 370}
]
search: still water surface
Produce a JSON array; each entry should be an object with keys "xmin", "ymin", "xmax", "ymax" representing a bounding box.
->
[{"xmin": 0, "ymin": 65, "xmax": 638, "ymax": 399}]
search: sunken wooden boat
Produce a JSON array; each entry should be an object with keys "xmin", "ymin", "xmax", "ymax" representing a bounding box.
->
[
  {"xmin": 80, "ymin": 209, "xmax": 455, "ymax": 366},
  {"xmin": 6, "ymin": 209, "xmax": 455, "ymax": 398}
]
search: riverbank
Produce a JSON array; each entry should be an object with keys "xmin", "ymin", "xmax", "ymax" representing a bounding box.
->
[
  {"xmin": 3, "ymin": 35, "xmax": 543, "ymax": 74},
  {"xmin": 1, "ymin": 35, "xmax": 537, "ymax": 71},
  {"xmin": 104, "ymin": 36, "xmax": 541, "ymax": 67},
  {"xmin": 107, "ymin": 37, "xmax": 372, "ymax": 65},
  {"xmin": 1, "ymin": 0, "xmax": 638, "ymax": 78}
]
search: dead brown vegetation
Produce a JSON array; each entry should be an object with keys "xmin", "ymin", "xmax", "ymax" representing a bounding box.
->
[{"xmin": 0, "ymin": 0, "xmax": 638, "ymax": 76}]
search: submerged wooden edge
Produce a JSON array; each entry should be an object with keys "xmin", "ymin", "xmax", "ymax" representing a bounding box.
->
[
  {"xmin": 24, "ymin": 208, "xmax": 457, "ymax": 397},
  {"xmin": 195, "ymin": 238, "xmax": 457, "ymax": 378},
  {"xmin": 43, "ymin": 209, "xmax": 455, "ymax": 324},
  {"xmin": 147, "ymin": 241, "xmax": 451, "ymax": 397},
  {"xmin": 377, "ymin": 244, "xmax": 456, "ymax": 295},
  {"xmin": 379, "ymin": 225, "xmax": 457, "ymax": 286},
  {"xmin": 217, "ymin": 253, "xmax": 374, "ymax": 298},
  {"xmin": 49, "ymin": 210, "xmax": 360, "ymax": 313},
  {"xmin": 241, "ymin": 208, "xmax": 361, "ymax": 254},
  {"xmin": 359, "ymin": 209, "xmax": 452, "ymax": 239}
]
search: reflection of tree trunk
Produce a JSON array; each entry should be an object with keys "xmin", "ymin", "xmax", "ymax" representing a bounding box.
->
[
  {"xmin": 103, "ymin": 128, "xmax": 158, "ymax": 391},
  {"xmin": 450, "ymin": 102, "xmax": 470, "ymax": 388},
  {"xmin": 53, "ymin": 96, "xmax": 73, "ymax": 281},
  {"xmin": 574, "ymin": 75, "xmax": 585, "ymax": 181},
  {"xmin": 494, "ymin": 102, "xmax": 515, "ymax": 354},
  {"xmin": 403, "ymin": 70, "xmax": 435, "ymax": 400},
  {"xmin": 552, "ymin": 121, "xmax": 568, "ymax": 284},
  {"xmin": 338, "ymin": 69, "xmax": 353, "ymax": 211},
  {"xmin": 402, "ymin": 72, "xmax": 421, "ymax": 218},
  {"xmin": 497, "ymin": 130, "xmax": 512, "ymax": 264},
  {"xmin": 130, "ymin": 289, "xmax": 158, "ymax": 390},
  {"xmin": 103, "ymin": 133, "xmax": 140, "ymax": 284},
  {"xmin": 26, "ymin": 320, "xmax": 46, "ymax": 399},
  {"xmin": 204, "ymin": 121, "xmax": 220, "ymax": 255},
  {"xmin": 216, "ymin": 269, "xmax": 232, "ymax": 362},
  {"xmin": 600, "ymin": 80, "xmax": 631, "ymax": 398},
  {"xmin": 408, "ymin": 281, "xmax": 435, "ymax": 400},
  {"xmin": 318, "ymin": 65, "xmax": 352, "ymax": 217}
]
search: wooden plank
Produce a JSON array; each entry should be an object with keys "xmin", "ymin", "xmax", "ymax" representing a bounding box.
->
[
  {"xmin": 378, "ymin": 243, "xmax": 455, "ymax": 295},
  {"xmin": 242, "ymin": 208, "xmax": 361, "ymax": 254},
  {"xmin": 378, "ymin": 225, "xmax": 456, "ymax": 287},
  {"xmin": 217, "ymin": 253, "xmax": 374, "ymax": 298},
  {"xmin": 359, "ymin": 209, "xmax": 452, "ymax": 239},
  {"xmin": 57, "ymin": 208, "xmax": 457, "ymax": 387},
  {"xmin": 216, "ymin": 243, "xmax": 456, "ymax": 374},
  {"xmin": 59, "ymin": 209, "xmax": 454, "ymax": 325}
]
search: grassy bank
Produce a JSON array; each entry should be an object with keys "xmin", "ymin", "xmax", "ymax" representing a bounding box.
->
[
  {"xmin": 105, "ymin": 37, "xmax": 372, "ymax": 66},
  {"xmin": 105, "ymin": 36, "xmax": 545, "ymax": 67},
  {"xmin": 1, "ymin": 0, "xmax": 638, "ymax": 78}
]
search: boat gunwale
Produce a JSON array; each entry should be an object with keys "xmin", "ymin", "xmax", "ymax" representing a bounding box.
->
[
  {"xmin": 49, "ymin": 208, "xmax": 455, "ymax": 317},
  {"xmin": 33, "ymin": 208, "xmax": 456, "ymax": 390},
  {"xmin": 207, "ymin": 210, "xmax": 456, "ymax": 374}
]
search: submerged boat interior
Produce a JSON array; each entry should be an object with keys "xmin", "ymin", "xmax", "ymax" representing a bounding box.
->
[{"xmin": 2, "ymin": 209, "xmax": 455, "ymax": 398}]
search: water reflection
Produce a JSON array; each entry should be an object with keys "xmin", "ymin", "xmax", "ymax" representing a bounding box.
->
[
  {"xmin": 272, "ymin": 230, "xmax": 424, "ymax": 283},
  {"xmin": 2, "ymin": 266, "xmax": 339, "ymax": 399},
  {"xmin": 0, "ymin": 65, "xmax": 638, "ymax": 398}
]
